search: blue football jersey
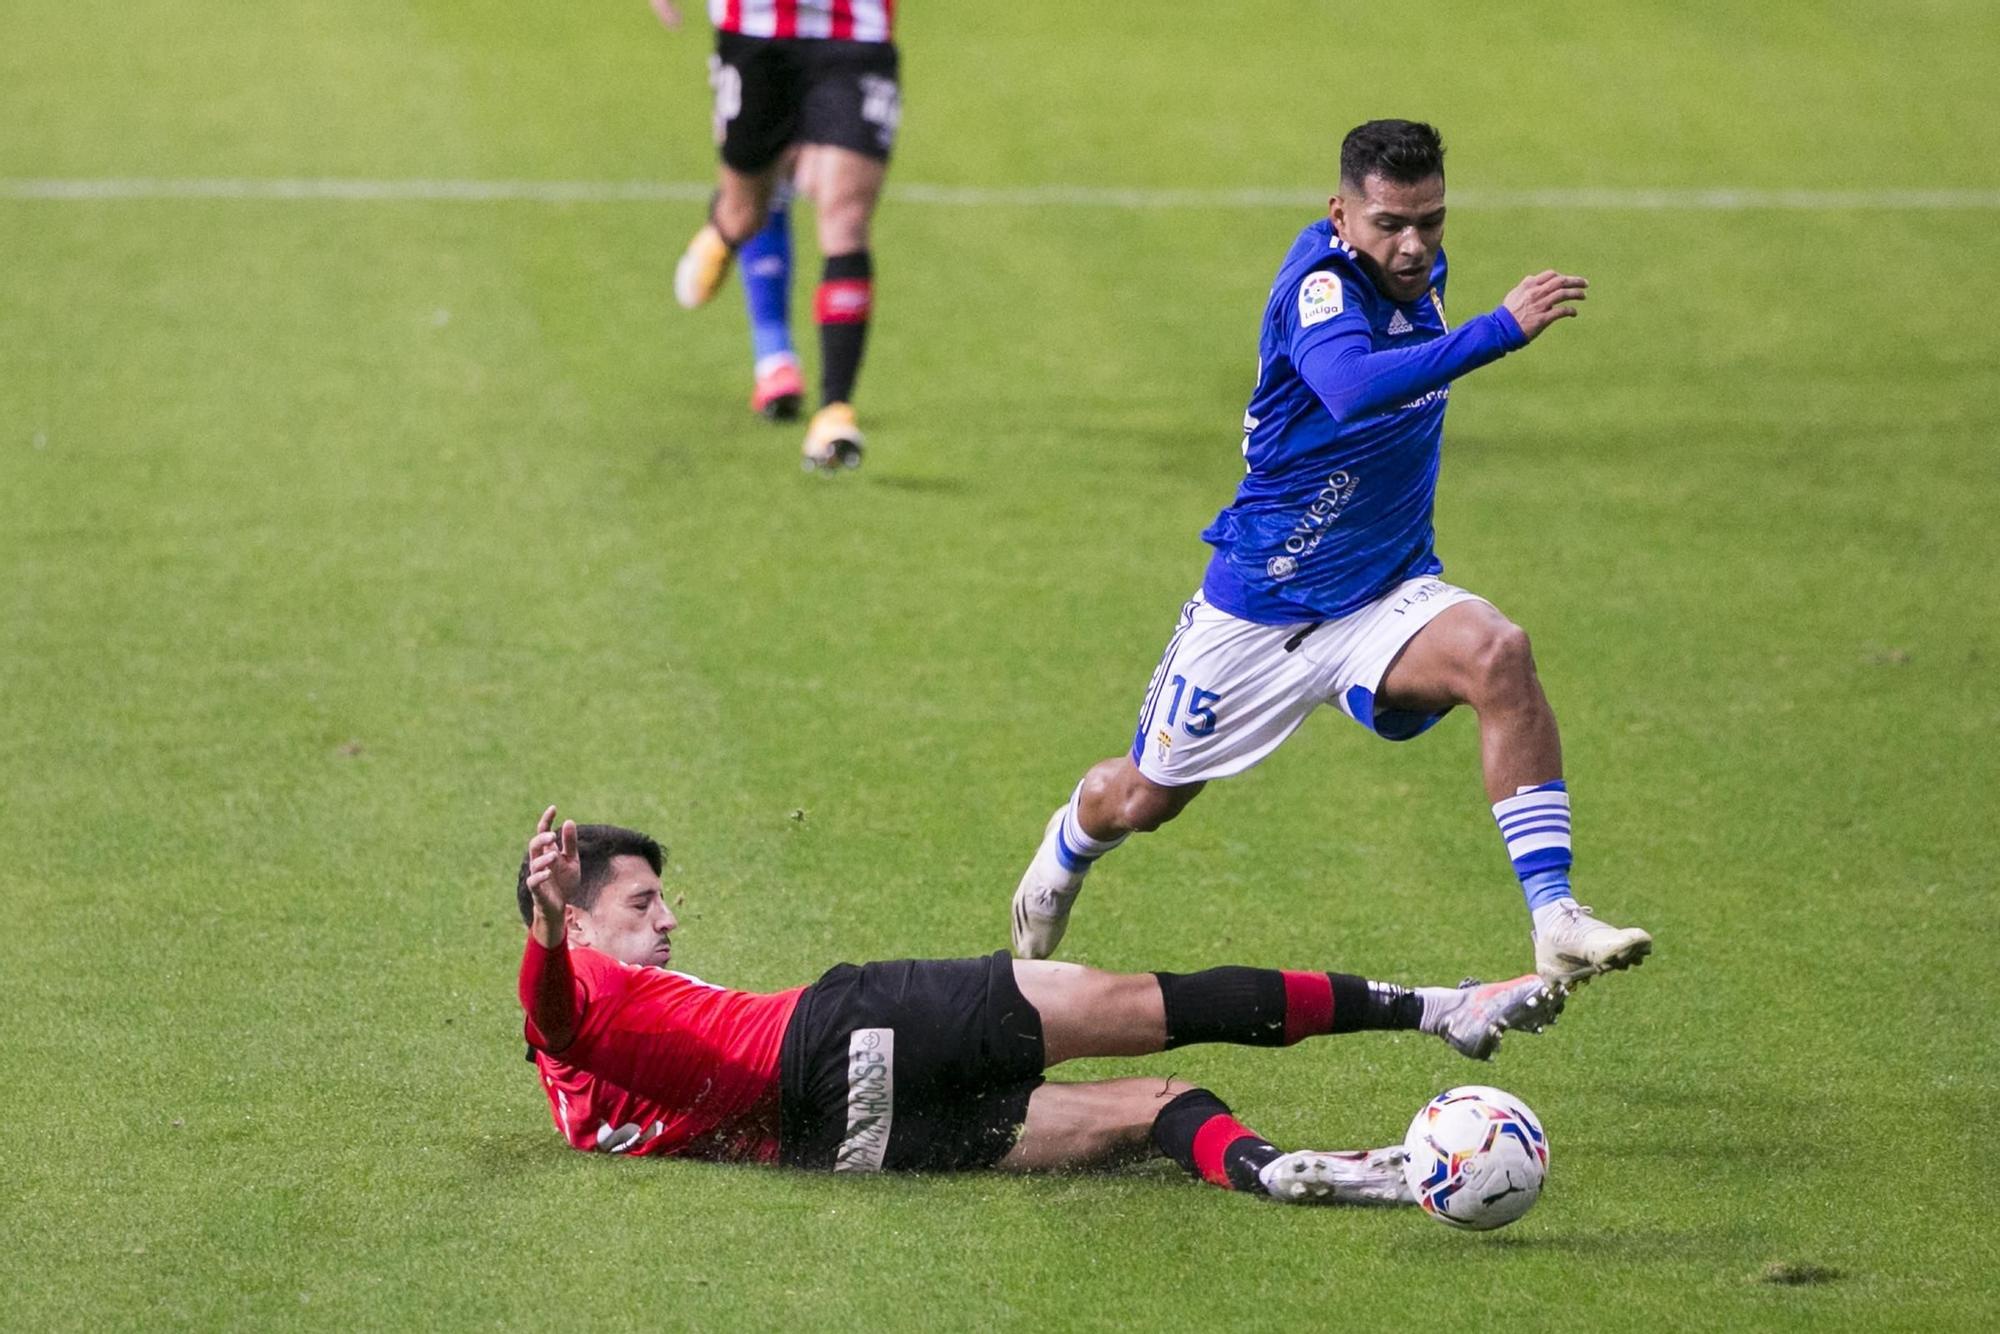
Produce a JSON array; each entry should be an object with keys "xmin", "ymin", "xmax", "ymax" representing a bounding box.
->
[{"xmin": 1200, "ymin": 218, "xmax": 1525, "ymax": 624}]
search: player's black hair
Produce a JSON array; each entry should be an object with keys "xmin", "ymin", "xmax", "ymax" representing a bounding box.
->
[
  {"xmin": 514, "ymin": 823, "xmax": 665, "ymax": 925},
  {"xmin": 1339, "ymin": 119, "xmax": 1446, "ymax": 190}
]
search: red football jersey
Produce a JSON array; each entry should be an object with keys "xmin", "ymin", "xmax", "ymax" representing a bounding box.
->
[{"xmin": 522, "ymin": 940, "xmax": 805, "ymax": 1161}]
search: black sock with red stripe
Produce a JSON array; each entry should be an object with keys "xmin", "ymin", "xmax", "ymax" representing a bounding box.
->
[
  {"xmin": 1153, "ymin": 968, "xmax": 1422, "ymax": 1048},
  {"xmin": 815, "ymin": 250, "xmax": 873, "ymax": 405},
  {"xmin": 1151, "ymin": 1088, "xmax": 1281, "ymax": 1193}
]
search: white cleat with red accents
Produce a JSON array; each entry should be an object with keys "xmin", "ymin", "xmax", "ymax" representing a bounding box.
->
[{"xmin": 1430, "ymin": 974, "xmax": 1567, "ymax": 1061}]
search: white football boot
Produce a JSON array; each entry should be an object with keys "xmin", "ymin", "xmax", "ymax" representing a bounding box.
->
[
  {"xmin": 1010, "ymin": 809, "xmax": 1085, "ymax": 959},
  {"xmin": 1533, "ymin": 902, "xmax": 1653, "ymax": 984},
  {"xmin": 1424, "ymin": 974, "xmax": 1567, "ymax": 1061},
  {"xmin": 1259, "ymin": 1147, "xmax": 1414, "ymax": 1206}
]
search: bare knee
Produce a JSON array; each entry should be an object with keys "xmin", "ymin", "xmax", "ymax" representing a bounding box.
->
[
  {"xmin": 803, "ymin": 154, "xmax": 883, "ymax": 254},
  {"xmin": 816, "ymin": 201, "xmax": 873, "ymax": 254},
  {"xmin": 1098, "ymin": 1077, "xmax": 1196, "ymax": 1152},
  {"xmin": 1082, "ymin": 762, "xmax": 1197, "ymax": 835},
  {"xmin": 1466, "ymin": 619, "xmax": 1538, "ymax": 708},
  {"xmin": 1000, "ymin": 1076, "xmax": 1195, "ymax": 1172},
  {"xmin": 712, "ymin": 171, "xmax": 775, "ymax": 243},
  {"xmin": 1020, "ymin": 961, "xmax": 1168, "ymax": 1066},
  {"xmin": 1120, "ymin": 792, "xmax": 1173, "ymax": 833},
  {"xmin": 714, "ymin": 197, "xmax": 767, "ymax": 244},
  {"xmin": 1125, "ymin": 779, "xmax": 1202, "ymax": 833}
]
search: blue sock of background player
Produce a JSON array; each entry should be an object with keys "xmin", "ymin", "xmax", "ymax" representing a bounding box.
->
[{"xmin": 741, "ymin": 189, "xmax": 803, "ymax": 421}]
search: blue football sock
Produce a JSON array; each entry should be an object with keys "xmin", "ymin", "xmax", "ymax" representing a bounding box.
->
[
  {"xmin": 1521, "ymin": 868, "xmax": 1574, "ymax": 912},
  {"xmin": 1053, "ymin": 781, "xmax": 1127, "ymax": 874},
  {"xmin": 1492, "ymin": 779, "xmax": 1575, "ymax": 912},
  {"xmin": 740, "ymin": 199, "xmax": 794, "ymax": 368}
]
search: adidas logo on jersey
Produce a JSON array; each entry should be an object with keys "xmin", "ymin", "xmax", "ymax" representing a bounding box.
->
[{"xmin": 1387, "ymin": 309, "xmax": 1414, "ymax": 336}]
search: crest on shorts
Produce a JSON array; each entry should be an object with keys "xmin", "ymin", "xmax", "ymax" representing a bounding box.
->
[{"xmin": 1298, "ymin": 271, "xmax": 1344, "ymax": 327}]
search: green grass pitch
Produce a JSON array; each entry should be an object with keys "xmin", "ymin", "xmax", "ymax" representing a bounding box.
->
[{"xmin": 5, "ymin": 1, "xmax": 1997, "ymax": 1327}]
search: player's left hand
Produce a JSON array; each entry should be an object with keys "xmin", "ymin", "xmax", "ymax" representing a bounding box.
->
[
  {"xmin": 1501, "ymin": 270, "xmax": 1589, "ymax": 341},
  {"xmin": 524, "ymin": 805, "xmax": 582, "ymax": 924},
  {"xmin": 649, "ymin": 0, "xmax": 684, "ymax": 31}
]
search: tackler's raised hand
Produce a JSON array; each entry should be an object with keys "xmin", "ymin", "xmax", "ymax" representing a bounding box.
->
[
  {"xmin": 1502, "ymin": 270, "xmax": 1589, "ymax": 341},
  {"xmin": 524, "ymin": 806, "xmax": 582, "ymax": 930}
]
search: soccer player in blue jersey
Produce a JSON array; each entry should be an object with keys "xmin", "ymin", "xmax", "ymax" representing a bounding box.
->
[{"xmin": 1011, "ymin": 120, "xmax": 1652, "ymax": 986}]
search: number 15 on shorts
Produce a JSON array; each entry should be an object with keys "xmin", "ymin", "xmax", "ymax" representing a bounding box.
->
[{"xmin": 1162, "ymin": 675, "xmax": 1221, "ymax": 737}]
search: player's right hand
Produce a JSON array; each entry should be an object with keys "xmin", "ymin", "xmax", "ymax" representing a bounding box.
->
[
  {"xmin": 525, "ymin": 806, "xmax": 582, "ymax": 922},
  {"xmin": 1502, "ymin": 270, "xmax": 1589, "ymax": 341}
]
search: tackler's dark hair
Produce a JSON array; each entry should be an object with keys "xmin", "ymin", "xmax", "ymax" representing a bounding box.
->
[{"xmin": 514, "ymin": 824, "xmax": 664, "ymax": 925}]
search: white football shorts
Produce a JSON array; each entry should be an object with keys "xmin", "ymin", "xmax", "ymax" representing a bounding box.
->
[{"xmin": 1128, "ymin": 577, "xmax": 1487, "ymax": 786}]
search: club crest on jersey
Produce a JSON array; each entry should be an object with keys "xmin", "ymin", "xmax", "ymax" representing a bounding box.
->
[
  {"xmin": 1298, "ymin": 272, "xmax": 1343, "ymax": 327},
  {"xmin": 1427, "ymin": 287, "xmax": 1449, "ymax": 331},
  {"xmin": 1267, "ymin": 555, "xmax": 1298, "ymax": 581}
]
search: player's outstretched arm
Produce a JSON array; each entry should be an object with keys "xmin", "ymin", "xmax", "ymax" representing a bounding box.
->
[
  {"xmin": 648, "ymin": 0, "xmax": 684, "ymax": 31},
  {"xmin": 520, "ymin": 806, "xmax": 584, "ymax": 1051},
  {"xmin": 1501, "ymin": 269, "xmax": 1588, "ymax": 341},
  {"xmin": 523, "ymin": 806, "xmax": 581, "ymax": 949},
  {"xmin": 1292, "ymin": 267, "xmax": 1587, "ymax": 423},
  {"xmin": 1297, "ymin": 308, "xmax": 1521, "ymax": 423}
]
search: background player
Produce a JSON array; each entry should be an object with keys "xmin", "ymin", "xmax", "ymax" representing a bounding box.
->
[
  {"xmin": 651, "ymin": 1, "xmax": 804, "ymax": 421},
  {"xmin": 517, "ymin": 807, "xmax": 1564, "ymax": 1198},
  {"xmin": 654, "ymin": 0, "xmax": 898, "ymax": 470},
  {"xmin": 1010, "ymin": 120, "xmax": 1652, "ymax": 986}
]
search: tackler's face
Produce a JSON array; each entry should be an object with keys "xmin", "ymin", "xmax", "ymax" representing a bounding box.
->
[
  {"xmin": 1331, "ymin": 173, "xmax": 1447, "ymax": 304},
  {"xmin": 568, "ymin": 854, "xmax": 679, "ymax": 969}
]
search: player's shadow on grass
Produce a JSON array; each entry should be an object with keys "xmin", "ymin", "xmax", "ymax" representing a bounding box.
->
[
  {"xmin": 751, "ymin": 1158, "xmax": 1239, "ymax": 1203},
  {"xmin": 470, "ymin": 1130, "xmax": 592, "ymax": 1174},
  {"xmin": 1450, "ymin": 1225, "xmax": 1790, "ymax": 1269},
  {"xmin": 1445, "ymin": 1231, "xmax": 1671, "ymax": 1256},
  {"xmin": 861, "ymin": 474, "xmax": 969, "ymax": 495}
]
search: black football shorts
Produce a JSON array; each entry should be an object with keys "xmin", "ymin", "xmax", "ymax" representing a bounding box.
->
[
  {"xmin": 710, "ymin": 33, "xmax": 902, "ymax": 173},
  {"xmin": 778, "ymin": 951, "xmax": 1045, "ymax": 1173}
]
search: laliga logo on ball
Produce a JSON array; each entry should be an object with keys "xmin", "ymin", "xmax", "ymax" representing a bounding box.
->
[
  {"xmin": 1401, "ymin": 1085, "xmax": 1549, "ymax": 1231},
  {"xmin": 1267, "ymin": 555, "xmax": 1298, "ymax": 581}
]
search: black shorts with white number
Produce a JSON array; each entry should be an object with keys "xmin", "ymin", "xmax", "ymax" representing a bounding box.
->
[
  {"xmin": 710, "ymin": 33, "xmax": 902, "ymax": 173},
  {"xmin": 778, "ymin": 951, "xmax": 1045, "ymax": 1173}
]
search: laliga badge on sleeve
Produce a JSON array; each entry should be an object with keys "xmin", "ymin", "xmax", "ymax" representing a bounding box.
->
[{"xmin": 1299, "ymin": 271, "xmax": 1344, "ymax": 327}]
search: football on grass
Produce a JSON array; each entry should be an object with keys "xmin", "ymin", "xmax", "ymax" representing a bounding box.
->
[{"xmin": 1402, "ymin": 1085, "xmax": 1548, "ymax": 1231}]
